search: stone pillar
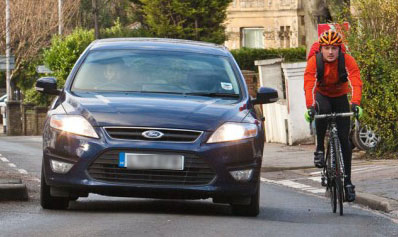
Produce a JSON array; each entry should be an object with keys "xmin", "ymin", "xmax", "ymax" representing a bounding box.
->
[
  {"xmin": 254, "ymin": 58, "xmax": 284, "ymax": 99},
  {"xmin": 254, "ymin": 58, "xmax": 289, "ymax": 144},
  {"xmin": 35, "ymin": 106, "xmax": 48, "ymax": 135},
  {"xmin": 6, "ymin": 101, "xmax": 22, "ymax": 136},
  {"xmin": 22, "ymin": 103, "xmax": 35, "ymax": 135},
  {"xmin": 281, "ymin": 62, "xmax": 313, "ymax": 145}
]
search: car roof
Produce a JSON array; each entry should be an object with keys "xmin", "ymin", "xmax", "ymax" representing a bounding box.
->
[{"xmin": 89, "ymin": 38, "xmax": 230, "ymax": 56}]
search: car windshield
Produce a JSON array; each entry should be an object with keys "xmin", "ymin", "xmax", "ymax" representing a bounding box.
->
[{"xmin": 71, "ymin": 50, "xmax": 240, "ymax": 96}]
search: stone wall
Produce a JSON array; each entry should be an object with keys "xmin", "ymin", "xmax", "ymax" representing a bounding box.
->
[
  {"xmin": 241, "ymin": 70, "xmax": 259, "ymax": 97},
  {"xmin": 2, "ymin": 103, "xmax": 47, "ymax": 136},
  {"xmin": 21, "ymin": 104, "xmax": 47, "ymax": 136}
]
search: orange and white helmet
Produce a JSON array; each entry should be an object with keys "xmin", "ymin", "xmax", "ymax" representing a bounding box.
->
[{"xmin": 319, "ymin": 29, "xmax": 343, "ymax": 46}]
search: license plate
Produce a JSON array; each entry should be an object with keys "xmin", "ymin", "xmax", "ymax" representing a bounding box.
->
[{"xmin": 119, "ymin": 153, "xmax": 184, "ymax": 170}]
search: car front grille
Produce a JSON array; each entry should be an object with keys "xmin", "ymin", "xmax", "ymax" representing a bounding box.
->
[
  {"xmin": 104, "ymin": 127, "xmax": 202, "ymax": 143},
  {"xmin": 87, "ymin": 150, "xmax": 216, "ymax": 186}
]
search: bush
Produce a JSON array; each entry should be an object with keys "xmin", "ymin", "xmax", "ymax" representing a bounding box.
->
[
  {"xmin": 344, "ymin": 0, "xmax": 398, "ymax": 156},
  {"xmin": 230, "ymin": 47, "xmax": 306, "ymax": 71}
]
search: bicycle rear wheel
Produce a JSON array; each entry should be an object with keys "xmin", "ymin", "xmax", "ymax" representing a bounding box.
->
[{"xmin": 334, "ymin": 137, "xmax": 345, "ymax": 216}]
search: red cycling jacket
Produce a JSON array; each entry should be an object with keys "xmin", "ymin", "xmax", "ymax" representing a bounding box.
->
[{"xmin": 304, "ymin": 53, "xmax": 363, "ymax": 108}]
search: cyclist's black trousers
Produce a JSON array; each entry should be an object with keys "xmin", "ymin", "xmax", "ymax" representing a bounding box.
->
[{"xmin": 315, "ymin": 93, "xmax": 352, "ymax": 184}]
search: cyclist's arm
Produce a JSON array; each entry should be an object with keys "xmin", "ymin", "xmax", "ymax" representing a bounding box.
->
[
  {"xmin": 345, "ymin": 54, "xmax": 363, "ymax": 105},
  {"xmin": 304, "ymin": 56, "xmax": 317, "ymax": 108}
]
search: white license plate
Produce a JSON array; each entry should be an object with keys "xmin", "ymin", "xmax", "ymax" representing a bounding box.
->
[{"xmin": 119, "ymin": 153, "xmax": 184, "ymax": 170}]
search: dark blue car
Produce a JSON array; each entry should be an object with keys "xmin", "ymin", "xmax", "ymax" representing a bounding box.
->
[{"xmin": 36, "ymin": 38, "xmax": 278, "ymax": 216}]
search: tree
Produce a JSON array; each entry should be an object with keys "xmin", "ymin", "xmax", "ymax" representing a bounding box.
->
[
  {"xmin": 0, "ymin": 0, "xmax": 80, "ymax": 95},
  {"xmin": 302, "ymin": 0, "xmax": 333, "ymax": 53},
  {"xmin": 140, "ymin": 0, "xmax": 232, "ymax": 44},
  {"xmin": 76, "ymin": 0, "xmax": 140, "ymax": 31}
]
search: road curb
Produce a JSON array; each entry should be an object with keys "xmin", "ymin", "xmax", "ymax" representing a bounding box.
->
[
  {"xmin": 355, "ymin": 192, "xmax": 398, "ymax": 213},
  {"xmin": 0, "ymin": 179, "xmax": 28, "ymax": 201}
]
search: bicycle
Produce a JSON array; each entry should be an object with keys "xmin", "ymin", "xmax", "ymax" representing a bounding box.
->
[{"xmin": 314, "ymin": 112, "xmax": 354, "ymax": 216}]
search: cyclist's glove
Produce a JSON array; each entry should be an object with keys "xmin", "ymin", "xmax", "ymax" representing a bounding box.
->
[
  {"xmin": 304, "ymin": 106, "xmax": 316, "ymax": 122},
  {"xmin": 351, "ymin": 103, "xmax": 363, "ymax": 119}
]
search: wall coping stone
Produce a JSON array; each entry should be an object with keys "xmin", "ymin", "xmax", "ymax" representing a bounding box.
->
[
  {"xmin": 255, "ymin": 58, "xmax": 283, "ymax": 66},
  {"xmin": 281, "ymin": 61, "xmax": 307, "ymax": 69}
]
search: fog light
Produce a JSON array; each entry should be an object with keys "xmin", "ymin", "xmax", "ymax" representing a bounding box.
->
[
  {"xmin": 50, "ymin": 160, "xmax": 74, "ymax": 174},
  {"xmin": 229, "ymin": 169, "xmax": 254, "ymax": 182}
]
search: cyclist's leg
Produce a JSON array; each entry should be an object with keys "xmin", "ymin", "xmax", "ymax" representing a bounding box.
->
[
  {"xmin": 331, "ymin": 95, "xmax": 351, "ymax": 183},
  {"xmin": 331, "ymin": 95, "xmax": 356, "ymax": 201},
  {"xmin": 314, "ymin": 92, "xmax": 331, "ymax": 167}
]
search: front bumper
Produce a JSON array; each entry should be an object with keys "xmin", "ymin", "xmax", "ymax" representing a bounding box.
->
[{"xmin": 42, "ymin": 127, "xmax": 264, "ymax": 201}]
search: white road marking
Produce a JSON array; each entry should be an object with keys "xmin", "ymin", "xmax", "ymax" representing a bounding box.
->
[
  {"xmin": 354, "ymin": 167, "xmax": 388, "ymax": 173},
  {"xmin": 1, "ymin": 157, "xmax": 9, "ymax": 162},
  {"xmin": 306, "ymin": 188, "xmax": 325, "ymax": 194},
  {"xmin": 351, "ymin": 166, "xmax": 383, "ymax": 172},
  {"xmin": 308, "ymin": 177, "xmax": 321, "ymax": 182},
  {"xmin": 261, "ymin": 177, "xmax": 325, "ymax": 194},
  {"xmin": 18, "ymin": 169, "xmax": 28, "ymax": 175},
  {"xmin": 260, "ymin": 177, "xmax": 277, "ymax": 183},
  {"xmin": 278, "ymin": 180, "xmax": 310, "ymax": 189},
  {"xmin": 1, "ymin": 157, "xmax": 32, "ymax": 176},
  {"xmin": 310, "ymin": 165, "xmax": 391, "ymax": 176},
  {"xmin": 310, "ymin": 171, "xmax": 321, "ymax": 175}
]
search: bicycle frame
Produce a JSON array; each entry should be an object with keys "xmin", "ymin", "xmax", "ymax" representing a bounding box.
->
[{"xmin": 314, "ymin": 112, "xmax": 353, "ymax": 215}]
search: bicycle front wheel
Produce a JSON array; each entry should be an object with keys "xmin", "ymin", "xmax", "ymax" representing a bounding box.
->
[
  {"xmin": 334, "ymin": 137, "xmax": 345, "ymax": 216},
  {"xmin": 326, "ymin": 144, "xmax": 337, "ymax": 213},
  {"xmin": 330, "ymin": 181, "xmax": 337, "ymax": 213}
]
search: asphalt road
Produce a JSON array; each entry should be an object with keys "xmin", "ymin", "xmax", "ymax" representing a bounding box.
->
[{"xmin": 0, "ymin": 136, "xmax": 397, "ymax": 237}]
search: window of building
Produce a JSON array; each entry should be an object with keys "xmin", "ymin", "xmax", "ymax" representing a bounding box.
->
[{"xmin": 241, "ymin": 28, "xmax": 264, "ymax": 48}]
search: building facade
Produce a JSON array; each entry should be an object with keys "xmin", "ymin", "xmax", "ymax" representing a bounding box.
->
[{"xmin": 225, "ymin": 0, "xmax": 306, "ymax": 49}]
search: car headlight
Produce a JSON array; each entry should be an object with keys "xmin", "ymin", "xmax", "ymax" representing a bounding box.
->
[
  {"xmin": 207, "ymin": 122, "xmax": 258, "ymax": 143},
  {"xmin": 50, "ymin": 115, "xmax": 99, "ymax": 138}
]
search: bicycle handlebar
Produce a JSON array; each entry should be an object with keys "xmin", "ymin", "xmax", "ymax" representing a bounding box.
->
[{"xmin": 314, "ymin": 112, "xmax": 354, "ymax": 119}]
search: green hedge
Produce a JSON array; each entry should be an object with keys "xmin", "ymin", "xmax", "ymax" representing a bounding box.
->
[
  {"xmin": 230, "ymin": 47, "xmax": 306, "ymax": 71},
  {"xmin": 344, "ymin": 0, "xmax": 398, "ymax": 156}
]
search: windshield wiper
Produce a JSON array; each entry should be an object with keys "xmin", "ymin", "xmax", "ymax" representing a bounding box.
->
[
  {"xmin": 140, "ymin": 91, "xmax": 185, "ymax": 95},
  {"xmin": 185, "ymin": 92, "xmax": 240, "ymax": 98}
]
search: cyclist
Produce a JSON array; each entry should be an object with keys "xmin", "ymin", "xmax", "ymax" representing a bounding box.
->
[{"xmin": 304, "ymin": 29, "xmax": 363, "ymax": 202}]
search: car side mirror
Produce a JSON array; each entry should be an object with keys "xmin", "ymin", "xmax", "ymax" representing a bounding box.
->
[
  {"xmin": 252, "ymin": 87, "xmax": 278, "ymax": 105},
  {"xmin": 35, "ymin": 77, "xmax": 60, "ymax": 95}
]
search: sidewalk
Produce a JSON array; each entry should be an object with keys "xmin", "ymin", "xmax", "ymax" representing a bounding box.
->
[
  {"xmin": 0, "ymin": 156, "xmax": 28, "ymax": 201},
  {"xmin": 261, "ymin": 142, "xmax": 398, "ymax": 215}
]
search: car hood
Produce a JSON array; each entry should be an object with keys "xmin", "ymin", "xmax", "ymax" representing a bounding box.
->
[{"xmin": 61, "ymin": 92, "xmax": 248, "ymax": 131}]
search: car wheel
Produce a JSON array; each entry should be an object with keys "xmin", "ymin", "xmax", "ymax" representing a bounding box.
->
[
  {"xmin": 231, "ymin": 184, "xmax": 260, "ymax": 217},
  {"xmin": 40, "ymin": 167, "xmax": 69, "ymax": 210},
  {"xmin": 349, "ymin": 130, "xmax": 356, "ymax": 150},
  {"xmin": 352, "ymin": 123, "xmax": 380, "ymax": 150}
]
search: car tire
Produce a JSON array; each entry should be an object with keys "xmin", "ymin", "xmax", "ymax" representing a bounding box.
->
[
  {"xmin": 231, "ymin": 184, "xmax": 260, "ymax": 217},
  {"xmin": 352, "ymin": 124, "xmax": 380, "ymax": 151},
  {"xmin": 40, "ymin": 167, "xmax": 69, "ymax": 210}
]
